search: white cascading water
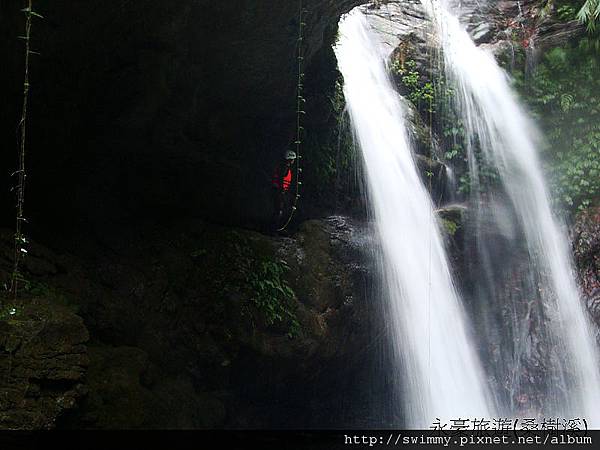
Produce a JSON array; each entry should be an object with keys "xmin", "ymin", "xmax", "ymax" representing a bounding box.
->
[
  {"xmin": 335, "ymin": 11, "xmax": 494, "ymax": 428},
  {"xmin": 422, "ymin": 0, "xmax": 600, "ymax": 425}
]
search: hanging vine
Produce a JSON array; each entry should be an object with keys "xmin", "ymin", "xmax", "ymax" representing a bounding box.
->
[
  {"xmin": 278, "ymin": 0, "xmax": 307, "ymax": 232},
  {"xmin": 9, "ymin": 1, "xmax": 42, "ymax": 300}
]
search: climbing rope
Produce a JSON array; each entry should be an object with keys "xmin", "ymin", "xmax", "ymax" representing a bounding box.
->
[
  {"xmin": 10, "ymin": 1, "xmax": 41, "ymax": 300},
  {"xmin": 278, "ymin": 0, "xmax": 306, "ymax": 232},
  {"xmin": 426, "ymin": 15, "xmax": 436, "ymax": 398}
]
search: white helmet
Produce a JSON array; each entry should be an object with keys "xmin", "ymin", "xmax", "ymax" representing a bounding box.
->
[{"xmin": 285, "ymin": 150, "xmax": 297, "ymax": 160}]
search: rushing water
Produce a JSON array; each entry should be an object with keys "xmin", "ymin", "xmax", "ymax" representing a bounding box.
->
[
  {"xmin": 336, "ymin": 11, "xmax": 494, "ymax": 428},
  {"xmin": 422, "ymin": 0, "xmax": 600, "ymax": 425}
]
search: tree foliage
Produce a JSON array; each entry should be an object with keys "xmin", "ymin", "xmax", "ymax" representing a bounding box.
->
[
  {"xmin": 578, "ymin": 0, "xmax": 600, "ymax": 31},
  {"xmin": 514, "ymin": 45, "xmax": 600, "ymax": 214}
]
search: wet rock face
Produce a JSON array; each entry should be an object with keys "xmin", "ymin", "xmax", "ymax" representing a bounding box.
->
[
  {"xmin": 227, "ymin": 217, "xmax": 381, "ymax": 427},
  {"xmin": 363, "ymin": 2, "xmax": 435, "ymax": 87},
  {"xmin": 457, "ymin": 0, "xmax": 585, "ymax": 60},
  {"xmin": 451, "ymin": 203, "xmax": 571, "ymax": 416},
  {"xmin": 0, "ymin": 0, "xmax": 365, "ymax": 235},
  {"xmin": 572, "ymin": 207, "xmax": 600, "ymax": 333}
]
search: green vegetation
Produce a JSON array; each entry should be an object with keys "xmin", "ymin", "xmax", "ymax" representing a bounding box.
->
[
  {"xmin": 441, "ymin": 218, "xmax": 459, "ymax": 237},
  {"xmin": 302, "ymin": 74, "xmax": 356, "ymax": 207},
  {"xmin": 542, "ymin": 0, "xmax": 600, "ymax": 29},
  {"xmin": 396, "ymin": 1, "xmax": 600, "ymax": 211},
  {"xmin": 577, "ymin": 0, "xmax": 600, "ymax": 30},
  {"xmin": 196, "ymin": 230, "xmax": 301, "ymax": 338},
  {"xmin": 547, "ymin": 0, "xmax": 600, "ymax": 49},
  {"xmin": 391, "ymin": 59, "xmax": 436, "ymax": 113},
  {"xmin": 314, "ymin": 79, "xmax": 353, "ymax": 183},
  {"xmin": 241, "ymin": 258, "xmax": 300, "ymax": 338},
  {"xmin": 514, "ymin": 45, "xmax": 600, "ymax": 213},
  {"xmin": 390, "ymin": 55, "xmax": 506, "ymax": 198},
  {"xmin": 557, "ymin": 2, "xmax": 580, "ymax": 20}
]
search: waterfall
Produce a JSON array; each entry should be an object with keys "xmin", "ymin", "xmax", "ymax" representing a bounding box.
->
[
  {"xmin": 335, "ymin": 11, "xmax": 494, "ymax": 428},
  {"xmin": 422, "ymin": 0, "xmax": 600, "ymax": 424}
]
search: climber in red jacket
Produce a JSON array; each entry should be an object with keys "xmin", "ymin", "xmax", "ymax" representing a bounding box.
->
[{"xmin": 271, "ymin": 150, "xmax": 297, "ymax": 229}]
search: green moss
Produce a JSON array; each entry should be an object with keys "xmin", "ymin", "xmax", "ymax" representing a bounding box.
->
[{"xmin": 441, "ymin": 218, "xmax": 459, "ymax": 237}]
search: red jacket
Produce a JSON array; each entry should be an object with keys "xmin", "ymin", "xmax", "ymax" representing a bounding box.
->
[{"xmin": 272, "ymin": 165, "xmax": 293, "ymax": 191}]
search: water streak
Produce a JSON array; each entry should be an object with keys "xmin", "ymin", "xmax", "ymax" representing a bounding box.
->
[
  {"xmin": 336, "ymin": 10, "xmax": 494, "ymax": 428},
  {"xmin": 422, "ymin": 0, "xmax": 600, "ymax": 424}
]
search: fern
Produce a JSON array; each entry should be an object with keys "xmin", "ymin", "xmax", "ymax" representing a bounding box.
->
[{"xmin": 578, "ymin": 0, "xmax": 600, "ymax": 31}]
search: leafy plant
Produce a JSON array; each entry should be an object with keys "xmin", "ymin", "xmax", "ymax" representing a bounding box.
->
[
  {"xmin": 240, "ymin": 257, "xmax": 300, "ymax": 338},
  {"xmin": 241, "ymin": 259, "xmax": 300, "ymax": 338},
  {"xmin": 558, "ymin": 3, "xmax": 579, "ymax": 20},
  {"xmin": 392, "ymin": 59, "xmax": 436, "ymax": 113},
  {"xmin": 578, "ymin": 0, "xmax": 600, "ymax": 31},
  {"xmin": 192, "ymin": 230, "xmax": 301, "ymax": 338},
  {"xmin": 441, "ymin": 218, "xmax": 459, "ymax": 237}
]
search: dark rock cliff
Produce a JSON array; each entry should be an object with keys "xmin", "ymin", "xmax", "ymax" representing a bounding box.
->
[
  {"xmin": 0, "ymin": 0, "xmax": 383, "ymax": 429},
  {"xmin": 0, "ymin": 297, "xmax": 88, "ymax": 429},
  {"xmin": 0, "ymin": 0, "xmax": 364, "ymax": 238},
  {"xmin": 0, "ymin": 217, "xmax": 383, "ymax": 428}
]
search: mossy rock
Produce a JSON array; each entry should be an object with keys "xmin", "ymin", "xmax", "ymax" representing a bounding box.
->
[{"xmin": 0, "ymin": 298, "xmax": 88, "ymax": 429}]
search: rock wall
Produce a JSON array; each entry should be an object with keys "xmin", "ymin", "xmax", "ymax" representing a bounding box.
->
[
  {"xmin": 0, "ymin": 298, "xmax": 88, "ymax": 429},
  {"xmin": 0, "ymin": 0, "xmax": 386, "ymax": 430},
  {"xmin": 573, "ymin": 207, "xmax": 600, "ymax": 335},
  {"xmin": 0, "ymin": 0, "xmax": 365, "ymax": 238},
  {"xmin": 0, "ymin": 217, "xmax": 382, "ymax": 428}
]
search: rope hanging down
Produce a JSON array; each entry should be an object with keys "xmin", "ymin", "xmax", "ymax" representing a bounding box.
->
[
  {"xmin": 278, "ymin": 0, "xmax": 307, "ymax": 232},
  {"xmin": 10, "ymin": 0, "xmax": 42, "ymax": 299},
  {"xmin": 426, "ymin": 12, "xmax": 435, "ymax": 398}
]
